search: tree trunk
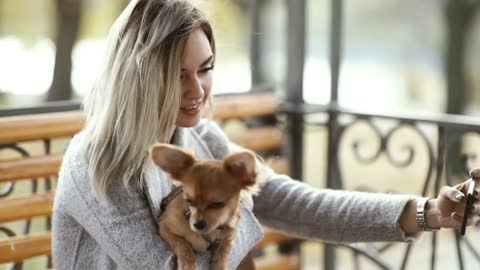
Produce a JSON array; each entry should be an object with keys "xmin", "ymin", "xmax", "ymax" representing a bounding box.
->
[
  {"xmin": 445, "ymin": 0, "xmax": 479, "ymax": 114},
  {"xmin": 444, "ymin": 0, "xmax": 479, "ymax": 177},
  {"xmin": 47, "ymin": 0, "xmax": 82, "ymax": 101}
]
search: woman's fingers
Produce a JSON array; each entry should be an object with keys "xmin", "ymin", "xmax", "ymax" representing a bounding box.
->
[
  {"xmin": 440, "ymin": 185, "xmax": 465, "ymax": 203},
  {"xmin": 454, "ymin": 182, "xmax": 467, "ymax": 193},
  {"xmin": 451, "ymin": 212, "xmax": 463, "ymax": 228},
  {"xmin": 452, "ymin": 203, "xmax": 480, "ymax": 227}
]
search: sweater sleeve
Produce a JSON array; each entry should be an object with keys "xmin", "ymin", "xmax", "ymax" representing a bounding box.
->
[{"xmin": 253, "ymin": 172, "xmax": 417, "ymax": 243}]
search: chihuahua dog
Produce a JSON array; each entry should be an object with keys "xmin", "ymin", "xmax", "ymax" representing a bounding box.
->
[{"xmin": 150, "ymin": 143, "xmax": 258, "ymax": 270}]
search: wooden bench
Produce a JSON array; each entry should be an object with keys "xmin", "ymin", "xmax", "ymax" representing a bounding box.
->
[{"xmin": 0, "ymin": 92, "xmax": 301, "ymax": 269}]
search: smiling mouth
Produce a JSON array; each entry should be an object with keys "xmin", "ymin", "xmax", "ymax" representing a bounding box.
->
[
  {"xmin": 182, "ymin": 103, "xmax": 201, "ymax": 110},
  {"xmin": 181, "ymin": 101, "xmax": 202, "ymax": 115}
]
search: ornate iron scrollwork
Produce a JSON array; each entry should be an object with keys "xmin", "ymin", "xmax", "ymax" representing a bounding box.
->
[{"xmin": 304, "ymin": 109, "xmax": 480, "ymax": 270}]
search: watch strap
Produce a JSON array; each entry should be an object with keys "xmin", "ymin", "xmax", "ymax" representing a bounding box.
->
[{"xmin": 416, "ymin": 197, "xmax": 440, "ymax": 232}]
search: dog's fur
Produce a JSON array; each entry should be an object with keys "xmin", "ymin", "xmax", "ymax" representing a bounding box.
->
[{"xmin": 150, "ymin": 144, "xmax": 258, "ymax": 270}]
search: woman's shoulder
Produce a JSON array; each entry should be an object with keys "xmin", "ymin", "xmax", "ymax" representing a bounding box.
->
[
  {"xmin": 54, "ymin": 131, "xmax": 91, "ymax": 212},
  {"xmin": 191, "ymin": 119, "xmax": 231, "ymax": 159},
  {"xmin": 57, "ymin": 131, "xmax": 90, "ymax": 190}
]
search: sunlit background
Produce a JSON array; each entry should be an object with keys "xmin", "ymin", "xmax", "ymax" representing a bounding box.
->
[{"xmin": 1, "ymin": 0, "xmax": 480, "ymax": 115}]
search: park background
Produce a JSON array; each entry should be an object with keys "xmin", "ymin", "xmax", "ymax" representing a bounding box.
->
[{"xmin": 1, "ymin": 0, "xmax": 480, "ymax": 269}]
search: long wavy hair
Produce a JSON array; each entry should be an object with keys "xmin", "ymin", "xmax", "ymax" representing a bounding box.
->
[{"xmin": 82, "ymin": 0, "xmax": 215, "ymax": 203}]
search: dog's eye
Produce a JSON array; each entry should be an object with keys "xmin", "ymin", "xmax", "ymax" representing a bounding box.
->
[
  {"xmin": 208, "ymin": 202, "xmax": 225, "ymax": 209},
  {"xmin": 185, "ymin": 199, "xmax": 196, "ymax": 207}
]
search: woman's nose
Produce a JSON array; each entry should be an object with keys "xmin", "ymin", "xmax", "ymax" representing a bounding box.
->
[{"xmin": 185, "ymin": 76, "xmax": 204, "ymax": 99}]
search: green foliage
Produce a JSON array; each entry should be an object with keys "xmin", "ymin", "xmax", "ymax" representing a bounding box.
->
[
  {"xmin": 208, "ymin": 0, "xmax": 249, "ymax": 58},
  {"xmin": 79, "ymin": 0, "xmax": 126, "ymax": 38},
  {"xmin": 0, "ymin": 0, "xmax": 55, "ymax": 46},
  {"xmin": 0, "ymin": 89, "xmax": 6, "ymax": 106}
]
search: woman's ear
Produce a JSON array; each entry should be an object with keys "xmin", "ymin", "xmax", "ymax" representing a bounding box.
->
[
  {"xmin": 149, "ymin": 144, "xmax": 195, "ymax": 180},
  {"xmin": 224, "ymin": 151, "xmax": 257, "ymax": 187}
]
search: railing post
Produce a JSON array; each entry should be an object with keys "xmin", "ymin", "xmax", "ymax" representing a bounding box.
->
[
  {"xmin": 285, "ymin": 0, "xmax": 306, "ymax": 182},
  {"xmin": 325, "ymin": 0, "xmax": 344, "ymax": 269},
  {"xmin": 249, "ymin": 0, "xmax": 265, "ymax": 86},
  {"xmin": 282, "ymin": 0, "xmax": 306, "ymax": 261}
]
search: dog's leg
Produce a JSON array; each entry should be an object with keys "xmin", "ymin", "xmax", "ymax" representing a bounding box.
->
[
  {"xmin": 210, "ymin": 232, "xmax": 235, "ymax": 270},
  {"xmin": 159, "ymin": 223, "xmax": 198, "ymax": 270},
  {"xmin": 183, "ymin": 230, "xmax": 211, "ymax": 252},
  {"xmin": 237, "ymin": 253, "xmax": 256, "ymax": 270}
]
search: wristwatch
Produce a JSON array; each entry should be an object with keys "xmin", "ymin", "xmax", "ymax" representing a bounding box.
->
[{"xmin": 416, "ymin": 197, "xmax": 440, "ymax": 232}]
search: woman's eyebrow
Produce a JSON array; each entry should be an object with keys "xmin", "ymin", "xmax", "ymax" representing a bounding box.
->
[
  {"xmin": 200, "ymin": 55, "xmax": 214, "ymax": 67},
  {"xmin": 181, "ymin": 55, "xmax": 214, "ymax": 71}
]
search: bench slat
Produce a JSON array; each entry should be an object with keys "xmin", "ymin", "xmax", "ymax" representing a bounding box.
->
[
  {"xmin": 0, "ymin": 232, "xmax": 51, "ymax": 263},
  {"xmin": 254, "ymin": 231, "xmax": 299, "ymax": 250},
  {"xmin": 228, "ymin": 127, "xmax": 283, "ymax": 152},
  {"xmin": 0, "ymin": 192, "xmax": 54, "ymax": 223},
  {"xmin": 0, "ymin": 154, "xmax": 62, "ymax": 183},
  {"xmin": 0, "ymin": 111, "xmax": 85, "ymax": 144},
  {"xmin": 214, "ymin": 93, "xmax": 279, "ymax": 120},
  {"xmin": 266, "ymin": 157, "xmax": 289, "ymax": 175},
  {"xmin": 255, "ymin": 254, "xmax": 300, "ymax": 270}
]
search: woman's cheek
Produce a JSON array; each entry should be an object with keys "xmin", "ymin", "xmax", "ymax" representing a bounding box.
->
[{"xmin": 202, "ymin": 76, "xmax": 213, "ymax": 99}]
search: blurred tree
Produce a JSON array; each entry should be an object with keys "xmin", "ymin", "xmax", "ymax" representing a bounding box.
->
[
  {"xmin": 79, "ymin": 0, "xmax": 125, "ymax": 38},
  {"xmin": 233, "ymin": 0, "xmax": 248, "ymax": 10},
  {"xmin": 444, "ymin": 0, "xmax": 480, "ymax": 177},
  {"xmin": 445, "ymin": 0, "xmax": 479, "ymax": 115},
  {"xmin": 47, "ymin": 0, "xmax": 82, "ymax": 101},
  {"xmin": 122, "ymin": 0, "xmax": 130, "ymax": 8},
  {"xmin": 0, "ymin": 0, "xmax": 54, "ymax": 46}
]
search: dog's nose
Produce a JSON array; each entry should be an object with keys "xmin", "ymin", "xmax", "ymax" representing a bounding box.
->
[{"xmin": 193, "ymin": 220, "xmax": 206, "ymax": 230}]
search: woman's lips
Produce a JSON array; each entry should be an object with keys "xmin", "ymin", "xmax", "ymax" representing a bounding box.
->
[{"xmin": 181, "ymin": 102, "xmax": 202, "ymax": 115}]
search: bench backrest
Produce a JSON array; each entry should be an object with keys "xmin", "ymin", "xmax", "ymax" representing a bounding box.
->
[{"xmin": 0, "ymin": 92, "xmax": 299, "ymax": 269}]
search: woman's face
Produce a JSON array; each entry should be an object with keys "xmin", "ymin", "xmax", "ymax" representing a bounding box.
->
[{"xmin": 175, "ymin": 28, "xmax": 214, "ymax": 127}]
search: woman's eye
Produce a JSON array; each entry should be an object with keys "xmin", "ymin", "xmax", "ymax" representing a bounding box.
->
[
  {"xmin": 208, "ymin": 202, "xmax": 225, "ymax": 209},
  {"xmin": 200, "ymin": 66, "xmax": 214, "ymax": 74}
]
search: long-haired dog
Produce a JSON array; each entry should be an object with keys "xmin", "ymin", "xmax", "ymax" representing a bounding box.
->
[{"xmin": 150, "ymin": 144, "xmax": 258, "ymax": 270}]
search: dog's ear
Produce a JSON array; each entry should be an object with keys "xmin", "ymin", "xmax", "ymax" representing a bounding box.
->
[
  {"xmin": 149, "ymin": 144, "xmax": 195, "ymax": 180},
  {"xmin": 224, "ymin": 151, "xmax": 257, "ymax": 187}
]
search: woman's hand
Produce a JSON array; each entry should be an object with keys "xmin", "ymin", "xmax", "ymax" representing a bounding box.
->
[
  {"xmin": 400, "ymin": 179, "xmax": 479, "ymax": 235},
  {"xmin": 430, "ymin": 181, "xmax": 480, "ymax": 229}
]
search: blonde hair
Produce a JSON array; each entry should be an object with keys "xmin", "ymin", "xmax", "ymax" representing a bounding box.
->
[{"xmin": 82, "ymin": 0, "xmax": 215, "ymax": 203}]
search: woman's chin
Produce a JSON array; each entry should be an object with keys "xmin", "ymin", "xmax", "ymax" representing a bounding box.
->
[{"xmin": 175, "ymin": 115, "xmax": 202, "ymax": 127}]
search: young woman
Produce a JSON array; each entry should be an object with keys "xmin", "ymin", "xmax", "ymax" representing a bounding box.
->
[{"xmin": 52, "ymin": 0, "xmax": 480, "ymax": 269}]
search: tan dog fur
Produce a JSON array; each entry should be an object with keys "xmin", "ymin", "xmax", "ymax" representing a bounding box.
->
[{"xmin": 150, "ymin": 144, "xmax": 257, "ymax": 270}]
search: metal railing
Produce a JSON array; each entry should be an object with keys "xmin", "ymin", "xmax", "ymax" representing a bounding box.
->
[{"xmin": 283, "ymin": 102, "xmax": 480, "ymax": 270}]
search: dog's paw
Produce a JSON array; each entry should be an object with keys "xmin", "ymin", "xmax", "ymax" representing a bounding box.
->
[
  {"xmin": 210, "ymin": 262, "xmax": 228, "ymax": 270},
  {"xmin": 191, "ymin": 238, "xmax": 210, "ymax": 252},
  {"xmin": 210, "ymin": 254, "xmax": 228, "ymax": 270},
  {"xmin": 177, "ymin": 256, "xmax": 198, "ymax": 270}
]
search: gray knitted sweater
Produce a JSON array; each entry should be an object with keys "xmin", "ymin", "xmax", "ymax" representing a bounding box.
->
[{"xmin": 53, "ymin": 121, "xmax": 415, "ymax": 270}]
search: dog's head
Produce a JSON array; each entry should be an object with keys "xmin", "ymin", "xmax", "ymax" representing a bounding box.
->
[{"xmin": 150, "ymin": 144, "xmax": 257, "ymax": 234}]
